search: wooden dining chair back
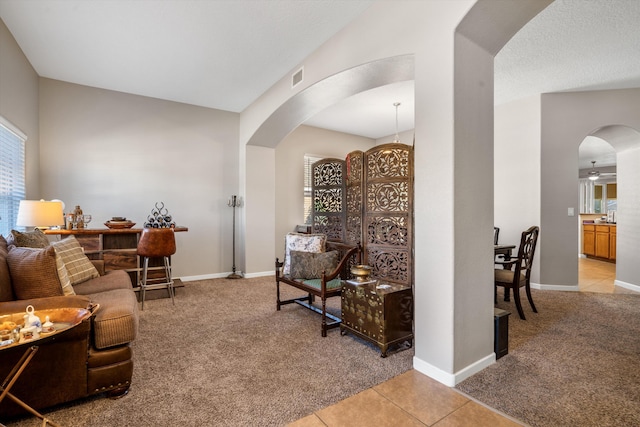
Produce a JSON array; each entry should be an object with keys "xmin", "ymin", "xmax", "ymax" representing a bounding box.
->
[{"xmin": 494, "ymin": 225, "xmax": 539, "ymax": 320}]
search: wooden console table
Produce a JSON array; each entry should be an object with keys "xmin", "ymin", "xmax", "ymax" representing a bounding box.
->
[
  {"xmin": 44, "ymin": 227, "xmax": 188, "ymax": 290},
  {"xmin": 340, "ymin": 280, "xmax": 413, "ymax": 357}
]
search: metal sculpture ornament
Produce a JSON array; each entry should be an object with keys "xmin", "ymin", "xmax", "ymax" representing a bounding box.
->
[{"xmin": 144, "ymin": 202, "xmax": 176, "ymax": 228}]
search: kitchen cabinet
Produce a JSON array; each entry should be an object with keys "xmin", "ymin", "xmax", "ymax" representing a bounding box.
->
[
  {"xmin": 583, "ymin": 224, "xmax": 615, "ymax": 262},
  {"xmin": 583, "ymin": 224, "xmax": 595, "ymax": 256}
]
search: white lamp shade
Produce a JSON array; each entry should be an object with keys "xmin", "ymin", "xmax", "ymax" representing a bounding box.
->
[{"xmin": 16, "ymin": 200, "xmax": 64, "ymax": 228}]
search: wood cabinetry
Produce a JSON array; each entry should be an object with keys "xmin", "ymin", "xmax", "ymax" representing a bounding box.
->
[
  {"xmin": 45, "ymin": 228, "xmax": 187, "ymax": 287},
  {"xmin": 340, "ymin": 280, "xmax": 413, "ymax": 357},
  {"xmin": 583, "ymin": 224, "xmax": 615, "ymax": 262},
  {"xmin": 595, "ymin": 226, "xmax": 610, "ymax": 258},
  {"xmin": 583, "ymin": 224, "xmax": 595, "ymax": 256},
  {"xmin": 610, "ymin": 226, "xmax": 616, "ymax": 260}
]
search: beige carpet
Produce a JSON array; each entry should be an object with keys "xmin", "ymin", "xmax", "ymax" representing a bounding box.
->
[
  {"xmin": 457, "ymin": 289, "xmax": 640, "ymax": 427},
  {"xmin": 5, "ymin": 277, "xmax": 413, "ymax": 426}
]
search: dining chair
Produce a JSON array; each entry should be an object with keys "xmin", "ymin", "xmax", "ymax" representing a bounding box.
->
[
  {"xmin": 136, "ymin": 227, "xmax": 176, "ymax": 310},
  {"xmin": 494, "ymin": 225, "xmax": 539, "ymax": 320}
]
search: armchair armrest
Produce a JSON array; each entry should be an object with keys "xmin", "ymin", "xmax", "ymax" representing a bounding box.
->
[{"xmin": 322, "ymin": 244, "xmax": 361, "ymax": 282}]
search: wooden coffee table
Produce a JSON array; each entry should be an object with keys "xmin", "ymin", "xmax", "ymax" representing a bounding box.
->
[{"xmin": 0, "ymin": 307, "xmax": 92, "ymax": 427}]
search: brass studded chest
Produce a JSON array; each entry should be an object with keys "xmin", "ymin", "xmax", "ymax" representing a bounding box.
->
[{"xmin": 340, "ymin": 280, "xmax": 413, "ymax": 357}]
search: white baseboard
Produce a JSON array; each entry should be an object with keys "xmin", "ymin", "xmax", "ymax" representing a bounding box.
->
[
  {"xmin": 615, "ymin": 279, "xmax": 640, "ymax": 293},
  {"xmin": 178, "ymin": 271, "xmax": 274, "ymax": 282},
  {"xmin": 413, "ymin": 353, "xmax": 495, "ymax": 387},
  {"xmin": 531, "ymin": 282, "xmax": 580, "ymax": 292},
  {"xmin": 179, "ymin": 272, "xmax": 237, "ymax": 282},
  {"xmin": 244, "ymin": 271, "xmax": 274, "ymax": 278}
]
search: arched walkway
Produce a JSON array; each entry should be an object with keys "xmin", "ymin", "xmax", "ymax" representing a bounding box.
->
[{"xmin": 241, "ymin": 1, "xmax": 551, "ymax": 386}]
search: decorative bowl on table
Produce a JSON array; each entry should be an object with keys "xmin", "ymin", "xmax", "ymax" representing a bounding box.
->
[
  {"xmin": 350, "ymin": 264, "xmax": 372, "ymax": 282},
  {"xmin": 105, "ymin": 218, "xmax": 136, "ymax": 229}
]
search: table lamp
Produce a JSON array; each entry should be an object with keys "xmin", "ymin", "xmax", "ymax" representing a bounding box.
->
[{"xmin": 16, "ymin": 199, "xmax": 65, "ymax": 230}]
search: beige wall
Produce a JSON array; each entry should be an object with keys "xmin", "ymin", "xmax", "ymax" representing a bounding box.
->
[
  {"xmin": 274, "ymin": 125, "xmax": 374, "ymax": 261},
  {"xmin": 541, "ymin": 89, "xmax": 640, "ymax": 289},
  {"xmin": 0, "ymin": 18, "xmax": 40, "ymax": 199},
  {"xmin": 38, "ymin": 79, "xmax": 240, "ymax": 279},
  {"xmin": 494, "ymin": 95, "xmax": 542, "ymax": 282},
  {"xmin": 244, "ymin": 145, "xmax": 275, "ymax": 276}
]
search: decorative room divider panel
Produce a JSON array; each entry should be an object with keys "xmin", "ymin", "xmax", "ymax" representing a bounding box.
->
[
  {"xmin": 311, "ymin": 158, "xmax": 346, "ymax": 242},
  {"xmin": 363, "ymin": 143, "xmax": 413, "ymax": 287},
  {"xmin": 311, "ymin": 143, "xmax": 413, "ymax": 287}
]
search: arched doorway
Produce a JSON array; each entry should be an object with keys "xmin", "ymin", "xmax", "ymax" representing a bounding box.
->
[
  {"xmin": 579, "ymin": 125, "xmax": 640, "ymax": 293},
  {"xmin": 578, "ymin": 136, "xmax": 617, "ymax": 291},
  {"xmin": 241, "ymin": 1, "xmax": 550, "ymax": 386}
]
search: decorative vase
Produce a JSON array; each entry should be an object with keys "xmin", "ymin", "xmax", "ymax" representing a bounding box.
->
[{"xmin": 350, "ymin": 264, "xmax": 372, "ymax": 282}]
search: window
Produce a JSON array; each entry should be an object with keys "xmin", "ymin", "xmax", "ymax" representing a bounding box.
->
[
  {"xmin": 303, "ymin": 154, "xmax": 323, "ymax": 224},
  {"xmin": 0, "ymin": 117, "xmax": 26, "ymax": 237}
]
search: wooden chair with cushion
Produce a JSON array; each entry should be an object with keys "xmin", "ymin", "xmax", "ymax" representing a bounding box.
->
[
  {"xmin": 494, "ymin": 226, "xmax": 540, "ymax": 320},
  {"xmin": 275, "ymin": 233, "xmax": 361, "ymax": 337}
]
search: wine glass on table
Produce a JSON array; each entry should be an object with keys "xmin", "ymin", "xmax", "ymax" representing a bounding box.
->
[{"xmin": 83, "ymin": 215, "xmax": 92, "ymax": 229}]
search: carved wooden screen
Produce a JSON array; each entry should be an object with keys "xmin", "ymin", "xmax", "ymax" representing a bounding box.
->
[
  {"xmin": 363, "ymin": 143, "xmax": 413, "ymax": 287},
  {"xmin": 311, "ymin": 158, "xmax": 345, "ymax": 242},
  {"xmin": 345, "ymin": 151, "xmax": 364, "ymax": 247}
]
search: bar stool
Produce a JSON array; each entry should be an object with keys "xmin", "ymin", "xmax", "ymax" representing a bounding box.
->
[{"xmin": 136, "ymin": 227, "xmax": 176, "ymax": 310}]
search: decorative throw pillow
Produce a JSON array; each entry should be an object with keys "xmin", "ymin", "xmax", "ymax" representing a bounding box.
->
[
  {"xmin": 51, "ymin": 236, "xmax": 100, "ymax": 286},
  {"xmin": 7, "ymin": 228, "xmax": 50, "ymax": 248},
  {"xmin": 283, "ymin": 232, "xmax": 326, "ymax": 276},
  {"xmin": 0, "ymin": 235, "xmax": 14, "ymax": 302},
  {"xmin": 290, "ymin": 250, "xmax": 339, "ymax": 279},
  {"xmin": 7, "ymin": 246, "xmax": 64, "ymax": 299},
  {"xmin": 54, "ymin": 250, "xmax": 75, "ymax": 296}
]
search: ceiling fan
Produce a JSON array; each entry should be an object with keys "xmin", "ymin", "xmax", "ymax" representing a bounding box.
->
[{"xmin": 587, "ymin": 160, "xmax": 616, "ymax": 181}]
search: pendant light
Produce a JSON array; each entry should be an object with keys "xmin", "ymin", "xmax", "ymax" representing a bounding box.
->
[
  {"xmin": 392, "ymin": 102, "xmax": 401, "ymax": 143},
  {"xmin": 588, "ymin": 161, "xmax": 600, "ymax": 181}
]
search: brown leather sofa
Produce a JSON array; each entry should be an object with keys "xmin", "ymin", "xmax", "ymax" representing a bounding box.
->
[{"xmin": 0, "ymin": 234, "xmax": 139, "ymax": 419}]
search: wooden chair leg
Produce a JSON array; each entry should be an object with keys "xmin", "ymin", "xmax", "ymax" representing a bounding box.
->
[
  {"xmin": 276, "ymin": 280, "xmax": 281, "ymax": 311},
  {"xmin": 525, "ymin": 284, "xmax": 538, "ymax": 313},
  {"xmin": 321, "ymin": 297, "xmax": 327, "ymax": 338},
  {"xmin": 513, "ymin": 286, "xmax": 526, "ymax": 320}
]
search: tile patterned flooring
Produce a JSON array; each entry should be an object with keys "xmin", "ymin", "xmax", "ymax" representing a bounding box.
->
[{"xmin": 288, "ymin": 257, "xmax": 621, "ymax": 427}]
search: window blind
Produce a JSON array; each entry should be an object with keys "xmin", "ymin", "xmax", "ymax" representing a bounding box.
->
[
  {"xmin": 303, "ymin": 154, "xmax": 323, "ymax": 225},
  {"xmin": 0, "ymin": 118, "xmax": 26, "ymax": 236}
]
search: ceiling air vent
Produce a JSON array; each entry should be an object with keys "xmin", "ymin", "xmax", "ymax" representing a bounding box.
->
[{"xmin": 292, "ymin": 67, "xmax": 303, "ymax": 88}]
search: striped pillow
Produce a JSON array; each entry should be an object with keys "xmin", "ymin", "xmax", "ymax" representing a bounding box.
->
[
  {"xmin": 51, "ymin": 236, "xmax": 100, "ymax": 286},
  {"xmin": 54, "ymin": 248, "xmax": 75, "ymax": 296}
]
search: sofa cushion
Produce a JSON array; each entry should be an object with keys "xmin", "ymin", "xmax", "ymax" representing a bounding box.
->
[
  {"xmin": 290, "ymin": 250, "xmax": 339, "ymax": 279},
  {"xmin": 6, "ymin": 228, "xmax": 50, "ymax": 248},
  {"xmin": 88, "ymin": 288, "xmax": 138, "ymax": 349},
  {"xmin": 51, "ymin": 236, "xmax": 100, "ymax": 286},
  {"xmin": 283, "ymin": 232, "xmax": 326, "ymax": 276},
  {"xmin": 7, "ymin": 246, "xmax": 64, "ymax": 299},
  {"xmin": 73, "ymin": 270, "xmax": 132, "ymax": 296},
  {"xmin": 0, "ymin": 235, "xmax": 13, "ymax": 302}
]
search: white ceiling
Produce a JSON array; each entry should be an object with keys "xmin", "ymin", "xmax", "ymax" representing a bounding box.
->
[{"xmin": 1, "ymin": 0, "xmax": 639, "ymax": 153}]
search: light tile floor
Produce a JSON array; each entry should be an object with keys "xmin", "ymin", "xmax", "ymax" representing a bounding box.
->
[{"xmin": 288, "ymin": 258, "xmax": 623, "ymax": 427}]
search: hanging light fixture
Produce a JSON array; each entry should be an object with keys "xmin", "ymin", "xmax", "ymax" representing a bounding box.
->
[
  {"xmin": 588, "ymin": 161, "xmax": 600, "ymax": 181},
  {"xmin": 392, "ymin": 102, "xmax": 401, "ymax": 143}
]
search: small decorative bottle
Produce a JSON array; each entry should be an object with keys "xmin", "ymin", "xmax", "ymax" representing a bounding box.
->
[{"xmin": 74, "ymin": 205, "xmax": 84, "ymax": 229}]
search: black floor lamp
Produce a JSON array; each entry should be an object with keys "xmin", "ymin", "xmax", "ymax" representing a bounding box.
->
[{"xmin": 227, "ymin": 195, "xmax": 243, "ymax": 279}]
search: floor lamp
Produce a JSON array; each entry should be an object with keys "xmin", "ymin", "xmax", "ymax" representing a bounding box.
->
[{"xmin": 227, "ymin": 195, "xmax": 243, "ymax": 279}]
